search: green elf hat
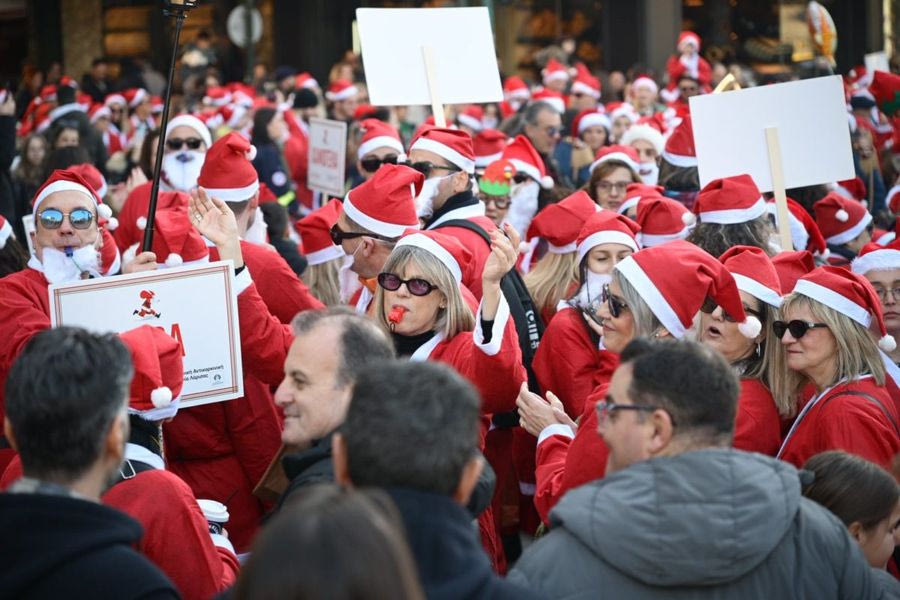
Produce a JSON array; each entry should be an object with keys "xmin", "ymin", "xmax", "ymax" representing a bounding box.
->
[
  {"xmin": 478, "ymin": 159, "xmax": 516, "ymax": 196},
  {"xmin": 870, "ymin": 70, "xmax": 900, "ymax": 118}
]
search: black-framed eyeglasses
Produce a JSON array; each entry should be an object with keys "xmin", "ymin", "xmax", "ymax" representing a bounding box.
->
[
  {"xmin": 166, "ymin": 137, "xmax": 204, "ymax": 151},
  {"xmin": 329, "ymin": 223, "xmax": 391, "ymax": 246},
  {"xmin": 700, "ymin": 298, "xmax": 762, "ymax": 323},
  {"xmin": 772, "ymin": 320, "xmax": 828, "ymax": 340},
  {"xmin": 377, "ymin": 272, "xmax": 438, "ymax": 296},
  {"xmin": 602, "ymin": 283, "xmax": 628, "ymax": 318},
  {"xmin": 595, "ymin": 398, "xmax": 660, "ymax": 425},
  {"xmin": 406, "ymin": 161, "xmax": 461, "ymax": 178},
  {"xmin": 873, "ymin": 286, "xmax": 900, "ymax": 304},
  {"xmin": 595, "ymin": 181, "xmax": 629, "ymax": 195},
  {"xmin": 477, "ymin": 193, "xmax": 511, "ymax": 210},
  {"xmin": 360, "ymin": 154, "xmax": 399, "ymax": 173},
  {"xmin": 38, "ymin": 207, "xmax": 94, "ymax": 230}
]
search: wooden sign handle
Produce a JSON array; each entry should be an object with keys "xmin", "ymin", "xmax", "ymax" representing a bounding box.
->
[
  {"xmin": 422, "ymin": 45, "xmax": 446, "ymax": 127},
  {"xmin": 765, "ymin": 127, "xmax": 793, "ymax": 252},
  {"xmin": 712, "ymin": 73, "xmax": 741, "ymax": 94}
]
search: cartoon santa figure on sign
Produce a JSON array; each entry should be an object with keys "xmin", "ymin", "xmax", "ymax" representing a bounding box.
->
[{"xmin": 133, "ymin": 289, "xmax": 162, "ymax": 319}]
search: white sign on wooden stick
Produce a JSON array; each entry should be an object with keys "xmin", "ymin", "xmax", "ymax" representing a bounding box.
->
[
  {"xmin": 49, "ymin": 261, "xmax": 243, "ymax": 408},
  {"xmin": 690, "ymin": 75, "xmax": 854, "ymax": 192},
  {"xmin": 307, "ymin": 117, "xmax": 348, "ymax": 199},
  {"xmin": 357, "ymin": 7, "xmax": 503, "ymax": 107}
]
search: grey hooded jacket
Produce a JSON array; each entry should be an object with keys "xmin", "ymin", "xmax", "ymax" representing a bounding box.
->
[{"xmin": 509, "ymin": 448, "xmax": 897, "ymax": 599}]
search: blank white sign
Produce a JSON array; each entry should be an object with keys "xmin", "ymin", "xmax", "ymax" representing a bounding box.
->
[
  {"xmin": 690, "ymin": 75, "xmax": 854, "ymax": 192},
  {"xmin": 357, "ymin": 7, "xmax": 503, "ymax": 107}
]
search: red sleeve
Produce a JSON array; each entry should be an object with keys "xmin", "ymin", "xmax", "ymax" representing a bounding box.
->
[
  {"xmin": 237, "ymin": 281, "xmax": 294, "ymax": 386},
  {"xmin": 0, "ymin": 272, "xmax": 51, "ymax": 417},
  {"xmin": 732, "ymin": 378, "xmax": 782, "ymax": 456},
  {"xmin": 223, "ymin": 376, "xmax": 283, "ymax": 495},
  {"xmin": 242, "ymin": 242, "xmax": 324, "ymax": 324},
  {"xmin": 533, "ymin": 433, "xmax": 573, "ymax": 524}
]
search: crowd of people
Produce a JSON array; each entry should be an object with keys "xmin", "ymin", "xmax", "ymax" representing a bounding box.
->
[{"xmin": 2, "ymin": 24, "xmax": 900, "ymax": 599}]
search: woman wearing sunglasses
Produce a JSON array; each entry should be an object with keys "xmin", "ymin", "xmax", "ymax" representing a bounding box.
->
[
  {"xmin": 775, "ymin": 267, "xmax": 900, "ymax": 470},
  {"xmin": 355, "ymin": 119, "xmax": 405, "ymax": 183},
  {"xmin": 519, "ymin": 240, "xmax": 759, "ymax": 523},
  {"xmin": 699, "ymin": 246, "xmax": 784, "ymax": 456}
]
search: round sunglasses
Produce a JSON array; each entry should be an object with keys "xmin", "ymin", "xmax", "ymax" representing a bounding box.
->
[
  {"xmin": 359, "ymin": 154, "xmax": 399, "ymax": 173},
  {"xmin": 601, "ymin": 283, "xmax": 628, "ymax": 318},
  {"xmin": 772, "ymin": 320, "xmax": 828, "ymax": 340},
  {"xmin": 377, "ymin": 272, "xmax": 438, "ymax": 296},
  {"xmin": 38, "ymin": 208, "xmax": 94, "ymax": 230}
]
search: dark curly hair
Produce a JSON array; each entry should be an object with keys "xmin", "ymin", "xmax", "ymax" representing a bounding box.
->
[{"xmin": 686, "ymin": 215, "xmax": 774, "ymax": 258}]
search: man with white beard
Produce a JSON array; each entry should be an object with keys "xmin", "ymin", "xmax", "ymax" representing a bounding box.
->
[{"xmin": 0, "ymin": 169, "xmax": 157, "ymax": 472}]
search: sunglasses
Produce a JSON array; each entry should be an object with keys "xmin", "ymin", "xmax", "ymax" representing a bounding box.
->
[
  {"xmin": 360, "ymin": 154, "xmax": 399, "ymax": 173},
  {"xmin": 38, "ymin": 207, "xmax": 94, "ymax": 230},
  {"xmin": 602, "ymin": 283, "xmax": 628, "ymax": 318},
  {"xmin": 772, "ymin": 320, "xmax": 828, "ymax": 340},
  {"xmin": 166, "ymin": 137, "xmax": 204, "ymax": 151},
  {"xmin": 377, "ymin": 272, "xmax": 438, "ymax": 296},
  {"xmin": 407, "ymin": 161, "xmax": 460, "ymax": 178},
  {"xmin": 700, "ymin": 299, "xmax": 762, "ymax": 323},
  {"xmin": 329, "ymin": 223, "xmax": 391, "ymax": 246}
]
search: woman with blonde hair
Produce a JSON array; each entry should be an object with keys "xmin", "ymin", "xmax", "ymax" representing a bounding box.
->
[
  {"xmin": 775, "ymin": 266, "xmax": 900, "ymax": 469},
  {"xmin": 295, "ymin": 199, "xmax": 344, "ymax": 306}
]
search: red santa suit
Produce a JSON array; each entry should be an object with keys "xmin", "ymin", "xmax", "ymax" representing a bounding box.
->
[
  {"xmin": 428, "ymin": 201, "xmax": 496, "ymax": 301},
  {"xmin": 733, "ymin": 378, "xmax": 782, "ymax": 456},
  {"xmin": 102, "ymin": 444, "xmax": 240, "ymax": 599},
  {"xmin": 778, "ymin": 376, "xmax": 900, "ymax": 470},
  {"xmin": 102, "ymin": 125, "xmax": 126, "ymax": 155},
  {"xmin": 283, "ymin": 133, "xmax": 314, "ymax": 212},
  {"xmin": 113, "ymin": 182, "xmax": 190, "ymax": 253}
]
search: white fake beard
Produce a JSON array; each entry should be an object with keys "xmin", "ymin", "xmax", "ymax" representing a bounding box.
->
[
  {"xmin": 414, "ymin": 175, "xmax": 448, "ymax": 220},
  {"xmin": 638, "ymin": 161, "xmax": 659, "ymax": 186},
  {"xmin": 505, "ymin": 180, "xmax": 540, "ymax": 239},
  {"xmin": 243, "ymin": 207, "xmax": 268, "ymax": 245},
  {"xmin": 571, "ymin": 271, "xmax": 612, "ymax": 310},
  {"xmin": 161, "ymin": 151, "xmax": 205, "ymax": 192},
  {"xmin": 339, "ymin": 251, "xmax": 362, "ymax": 304},
  {"xmin": 41, "ymin": 245, "xmax": 101, "ymax": 283}
]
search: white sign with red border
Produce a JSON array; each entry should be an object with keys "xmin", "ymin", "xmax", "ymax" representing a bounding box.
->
[
  {"xmin": 307, "ymin": 117, "xmax": 348, "ymax": 198},
  {"xmin": 48, "ymin": 261, "xmax": 243, "ymax": 407}
]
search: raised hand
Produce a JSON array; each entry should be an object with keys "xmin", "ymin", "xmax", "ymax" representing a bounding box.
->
[
  {"xmin": 516, "ymin": 382, "xmax": 576, "ymax": 438},
  {"xmin": 189, "ymin": 187, "xmax": 244, "ymax": 269},
  {"xmin": 482, "ymin": 223, "xmax": 521, "ymax": 286}
]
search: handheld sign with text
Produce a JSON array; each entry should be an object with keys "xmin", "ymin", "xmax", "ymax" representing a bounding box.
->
[
  {"xmin": 21, "ymin": 215, "xmax": 35, "ymax": 256},
  {"xmin": 690, "ymin": 75, "xmax": 854, "ymax": 249},
  {"xmin": 356, "ymin": 7, "xmax": 503, "ymax": 126},
  {"xmin": 307, "ymin": 117, "xmax": 348, "ymax": 199},
  {"xmin": 49, "ymin": 261, "xmax": 243, "ymax": 407}
]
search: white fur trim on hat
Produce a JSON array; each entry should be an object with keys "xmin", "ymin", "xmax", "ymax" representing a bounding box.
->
[
  {"xmin": 577, "ymin": 113, "xmax": 611, "ymax": 135},
  {"xmin": 615, "ymin": 256, "xmax": 687, "ymax": 338},
  {"xmin": 698, "ymin": 197, "xmax": 767, "ymax": 225},
  {"xmin": 588, "ymin": 152, "xmax": 640, "ymax": 175},
  {"xmin": 200, "ymin": 181, "xmax": 260, "ymax": 204},
  {"xmin": 638, "ymin": 227, "xmax": 693, "ymax": 247},
  {"xmin": 660, "ymin": 150, "xmax": 697, "ymax": 168},
  {"xmin": 33, "ymin": 181, "xmax": 98, "ymax": 215},
  {"xmin": 410, "ymin": 137, "xmax": 475, "ymax": 174},
  {"xmin": 507, "ymin": 158, "xmax": 542, "ymax": 186},
  {"xmin": 547, "ymin": 241, "xmax": 577, "ymax": 254},
  {"xmin": 732, "ymin": 273, "xmax": 783, "ymax": 308},
  {"xmin": 165, "ymin": 114, "xmax": 213, "ymax": 149},
  {"xmin": 621, "ymin": 124, "xmax": 664, "ymax": 156},
  {"xmin": 851, "ymin": 249, "xmax": 900, "ymax": 275},
  {"xmin": 305, "ymin": 244, "xmax": 345, "ymax": 266},
  {"xmin": 617, "ymin": 195, "xmax": 641, "ymax": 215},
  {"xmin": 457, "ymin": 113, "xmax": 484, "ymax": 132},
  {"xmin": 794, "ymin": 279, "xmax": 872, "ymax": 328},
  {"xmin": 395, "ymin": 233, "xmax": 462, "ymax": 283},
  {"xmin": 150, "ymin": 386, "xmax": 173, "ymax": 408},
  {"xmin": 474, "ymin": 151, "xmax": 503, "ymax": 168},
  {"xmin": 0, "ymin": 219, "xmax": 12, "ymax": 249},
  {"xmin": 326, "ymin": 85, "xmax": 359, "ymax": 101},
  {"xmin": 826, "ymin": 211, "xmax": 873, "ymax": 246},
  {"xmin": 632, "ymin": 77, "xmax": 659, "ymax": 94},
  {"xmin": 570, "ymin": 80, "xmax": 601, "ymax": 99},
  {"xmin": 358, "ymin": 136, "xmax": 405, "ymax": 161},
  {"xmin": 542, "ymin": 70, "xmax": 569, "ymax": 84},
  {"xmin": 342, "ymin": 193, "xmax": 417, "ymax": 239},
  {"xmin": 577, "ymin": 231, "xmax": 640, "ymax": 262}
]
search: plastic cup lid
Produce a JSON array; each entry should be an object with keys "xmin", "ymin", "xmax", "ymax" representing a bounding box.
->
[{"xmin": 197, "ymin": 499, "xmax": 229, "ymax": 522}]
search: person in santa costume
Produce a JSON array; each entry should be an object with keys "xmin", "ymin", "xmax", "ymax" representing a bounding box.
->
[
  {"xmin": 775, "ymin": 266, "xmax": 900, "ymax": 470},
  {"xmin": 699, "ymin": 246, "xmax": 784, "ymax": 456},
  {"xmin": 124, "ymin": 87, "xmax": 156, "ymax": 147},
  {"xmin": 853, "ymin": 240, "xmax": 900, "ymax": 370},
  {"xmin": 634, "ymin": 193, "xmax": 695, "ymax": 247},
  {"xmin": 89, "ymin": 103, "xmax": 127, "ymax": 157},
  {"xmin": 661, "ymin": 31, "xmax": 712, "ymax": 104},
  {"xmin": 0, "ymin": 169, "xmax": 158, "ymax": 471},
  {"xmin": 0, "ymin": 214, "xmax": 29, "ymax": 277},
  {"xmin": 615, "ymin": 182, "xmax": 665, "ymax": 220},
  {"xmin": 475, "ymin": 159, "xmax": 515, "ymax": 228},
  {"xmin": 501, "ymin": 134, "xmax": 556, "ymax": 239},
  {"xmin": 541, "ymin": 58, "xmax": 570, "ymax": 94},
  {"xmin": 628, "ymin": 74, "xmax": 665, "ymax": 117},
  {"xmin": 355, "ymin": 118, "xmax": 406, "ymax": 182},
  {"xmin": 517, "ymin": 240, "xmax": 760, "ymax": 523},
  {"xmin": 325, "ymin": 80, "xmax": 359, "ymax": 122},
  {"xmin": 620, "ymin": 121, "xmax": 664, "ymax": 186},
  {"xmin": 657, "ymin": 115, "xmax": 701, "ymax": 210},
  {"xmin": 294, "ymin": 198, "xmax": 345, "ymax": 306},
  {"xmin": 814, "ymin": 191, "xmax": 874, "ymax": 266},
  {"xmin": 585, "ymin": 145, "xmax": 642, "ymax": 211},
  {"xmin": 553, "ymin": 109, "xmax": 610, "ymax": 188}
]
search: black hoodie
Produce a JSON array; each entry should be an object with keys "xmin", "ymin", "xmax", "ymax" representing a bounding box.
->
[{"xmin": 0, "ymin": 492, "xmax": 178, "ymax": 600}]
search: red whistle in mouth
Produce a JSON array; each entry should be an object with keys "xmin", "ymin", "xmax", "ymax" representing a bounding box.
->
[{"xmin": 388, "ymin": 306, "xmax": 408, "ymax": 324}]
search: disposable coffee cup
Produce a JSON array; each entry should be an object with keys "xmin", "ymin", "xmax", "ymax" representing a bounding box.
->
[{"xmin": 198, "ymin": 499, "xmax": 229, "ymax": 536}]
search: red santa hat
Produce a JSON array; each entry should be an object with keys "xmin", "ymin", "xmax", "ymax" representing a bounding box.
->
[
  {"xmin": 793, "ymin": 266, "xmax": 896, "ymax": 351},
  {"xmin": 608, "ymin": 102, "xmax": 637, "ymax": 124},
  {"xmin": 357, "ymin": 118, "xmax": 405, "ymax": 160},
  {"xmin": 677, "ymin": 31, "xmax": 701, "ymax": 52},
  {"xmin": 886, "ymin": 184, "xmax": 900, "ymax": 214},
  {"xmin": 326, "ymin": 80, "xmax": 358, "ymax": 102},
  {"xmin": 771, "ymin": 251, "xmax": 816, "ymax": 294},
  {"xmin": 394, "ymin": 229, "xmax": 472, "ymax": 285},
  {"xmin": 500, "ymin": 135, "xmax": 553, "ymax": 189},
  {"xmin": 66, "ymin": 163, "xmax": 116, "ymax": 229},
  {"xmin": 88, "ymin": 104, "xmax": 111, "ymax": 124},
  {"xmin": 32, "ymin": 169, "xmax": 101, "ymax": 216},
  {"xmin": 635, "ymin": 195, "xmax": 695, "ymax": 247},
  {"xmin": 620, "ymin": 123, "xmax": 665, "ymax": 156},
  {"xmin": 104, "ymin": 93, "xmax": 126, "ymax": 108},
  {"xmin": 409, "ymin": 127, "xmax": 476, "ymax": 175},
  {"xmin": 203, "ymin": 86, "xmax": 232, "ymax": 107},
  {"xmin": 632, "ymin": 74, "xmax": 659, "ymax": 94},
  {"xmin": 832, "ymin": 177, "xmax": 867, "ymax": 203},
  {"xmin": 813, "ymin": 192, "xmax": 872, "ymax": 246},
  {"xmin": 694, "ymin": 174, "xmax": 767, "ymax": 225},
  {"xmin": 123, "ymin": 88, "xmax": 149, "ymax": 108},
  {"xmin": 457, "ymin": 105, "xmax": 485, "ymax": 133},
  {"xmin": 869, "ymin": 70, "xmax": 900, "ymax": 118},
  {"xmin": 296, "ymin": 198, "xmax": 345, "ymax": 266},
  {"xmin": 344, "ymin": 164, "xmax": 423, "ymax": 238},
  {"xmin": 295, "ymin": 72, "xmax": 319, "ymax": 90},
  {"xmin": 98, "ymin": 229, "xmax": 121, "ymax": 276},
  {"xmin": 616, "ymin": 239, "xmax": 759, "ymax": 339},
  {"xmin": 129, "ymin": 191, "xmax": 189, "ymax": 242},
  {"xmin": 576, "ymin": 210, "xmax": 641, "ymax": 263},
  {"xmin": 119, "ymin": 325, "xmax": 184, "ymax": 420},
  {"xmin": 852, "ymin": 239, "xmax": 900, "ymax": 275},
  {"xmin": 218, "ymin": 104, "xmax": 248, "ymax": 129},
  {"xmin": 140, "ymin": 206, "xmax": 209, "ymax": 268},
  {"xmin": 570, "ymin": 72, "xmax": 601, "ymax": 100},
  {"xmin": 257, "ymin": 183, "xmax": 277, "ymax": 205},
  {"xmin": 618, "ymin": 183, "xmax": 665, "ymax": 215},
  {"xmin": 165, "ymin": 114, "xmax": 213, "ymax": 149},
  {"xmin": 0, "ymin": 215, "xmax": 13, "ymax": 250},
  {"xmin": 197, "ymin": 132, "xmax": 260, "ymax": 202},
  {"xmin": 473, "ymin": 129, "xmax": 508, "ymax": 169},
  {"xmin": 542, "ymin": 58, "xmax": 570, "ymax": 85},
  {"xmin": 503, "ymin": 76, "xmax": 531, "ymax": 102},
  {"xmin": 531, "ymin": 89, "xmax": 566, "ymax": 114},
  {"xmin": 719, "ymin": 245, "xmax": 783, "ymax": 308},
  {"xmin": 150, "ymin": 96, "xmax": 163, "ymax": 114},
  {"xmin": 660, "ymin": 115, "xmax": 697, "ymax": 168},
  {"xmin": 571, "ymin": 109, "xmax": 611, "ymax": 138},
  {"xmin": 527, "ymin": 190, "xmax": 598, "ymax": 253},
  {"xmin": 766, "ymin": 197, "xmax": 827, "ymax": 256},
  {"xmin": 589, "ymin": 144, "xmax": 640, "ymax": 175}
]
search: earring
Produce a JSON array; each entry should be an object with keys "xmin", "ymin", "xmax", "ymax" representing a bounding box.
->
[{"xmin": 755, "ymin": 343, "xmax": 761, "ymax": 357}]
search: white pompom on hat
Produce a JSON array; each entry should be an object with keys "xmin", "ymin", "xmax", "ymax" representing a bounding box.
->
[{"xmin": 119, "ymin": 325, "xmax": 184, "ymax": 421}]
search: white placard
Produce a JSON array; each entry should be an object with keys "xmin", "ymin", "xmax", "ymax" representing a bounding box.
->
[
  {"xmin": 865, "ymin": 51, "xmax": 890, "ymax": 75},
  {"xmin": 690, "ymin": 75, "xmax": 854, "ymax": 192},
  {"xmin": 49, "ymin": 261, "xmax": 243, "ymax": 408},
  {"xmin": 307, "ymin": 117, "xmax": 348, "ymax": 198},
  {"xmin": 21, "ymin": 214, "xmax": 34, "ymax": 256},
  {"xmin": 357, "ymin": 7, "xmax": 503, "ymax": 106}
]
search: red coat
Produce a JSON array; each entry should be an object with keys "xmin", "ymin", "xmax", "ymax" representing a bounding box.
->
[
  {"xmin": 283, "ymin": 134, "xmax": 314, "ymax": 212},
  {"xmin": 733, "ymin": 378, "xmax": 782, "ymax": 456},
  {"xmin": 102, "ymin": 447, "xmax": 240, "ymax": 600},
  {"xmin": 778, "ymin": 376, "xmax": 900, "ymax": 470},
  {"xmin": 429, "ymin": 206, "xmax": 496, "ymax": 301}
]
